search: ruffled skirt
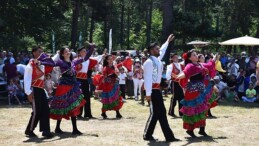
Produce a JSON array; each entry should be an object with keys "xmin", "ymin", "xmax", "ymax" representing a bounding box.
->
[
  {"xmin": 100, "ymin": 83, "xmax": 123, "ymax": 112},
  {"xmin": 49, "ymin": 82, "xmax": 86, "ymax": 120},
  {"xmin": 180, "ymin": 81, "xmax": 214, "ymax": 130}
]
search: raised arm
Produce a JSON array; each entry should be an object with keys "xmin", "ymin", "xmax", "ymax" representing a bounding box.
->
[
  {"xmin": 158, "ymin": 34, "xmax": 175, "ymax": 61},
  {"xmin": 37, "ymin": 53, "xmax": 55, "ymax": 67},
  {"xmin": 73, "ymin": 44, "xmax": 95, "ymax": 66}
]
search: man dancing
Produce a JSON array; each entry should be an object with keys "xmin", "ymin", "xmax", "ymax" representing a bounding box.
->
[
  {"xmin": 24, "ymin": 47, "xmax": 54, "ymax": 138},
  {"xmin": 143, "ymin": 34, "xmax": 179, "ymax": 142}
]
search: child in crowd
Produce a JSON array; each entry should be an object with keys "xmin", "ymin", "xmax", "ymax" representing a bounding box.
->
[
  {"xmin": 44, "ymin": 74, "xmax": 56, "ymax": 98},
  {"xmin": 242, "ymin": 83, "xmax": 257, "ymax": 102},
  {"xmin": 126, "ymin": 72, "xmax": 134, "ymax": 99},
  {"xmin": 237, "ymin": 70, "xmax": 246, "ymax": 100},
  {"xmin": 7, "ymin": 79, "xmax": 22, "ymax": 105},
  {"xmin": 118, "ymin": 68, "xmax": 127, "ymax": 101}
]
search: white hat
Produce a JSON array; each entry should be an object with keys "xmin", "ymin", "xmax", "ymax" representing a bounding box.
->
[{"xmin": 213, "ymin": 76, "xmax": 220, "ymax": 80}]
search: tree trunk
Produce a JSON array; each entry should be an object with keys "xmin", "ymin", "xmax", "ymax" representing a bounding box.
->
[
  {"xmin": 89, "ymin": 13, "xmax": 95, "ymax": 43},
  {"xmin": 127, "ymin": 6, "xmax": 130, "ymax": 50},
  {"xmin": 146, "ymin": 0, "xmax": 152, "ymax": 47},
  {"xmin": 70, "ymin": 0, "xmax": 80, "ymax": 50},
  {"xmin": 120, "ymin": 0, "xmax": 125, "ymax": 50},
  {"xmin": 84, "ymin": 8, "xmax": 90, "ymax": 42},
  {"xmin": 104, "ymin": 18, "xmax": 108, "ymax": 48},
  {"xmin": 161, "ymin": 0, "xmax": 174, "ymax": 64}
]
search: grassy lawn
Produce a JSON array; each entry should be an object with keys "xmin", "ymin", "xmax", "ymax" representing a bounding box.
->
[{"xmin": 0, "ymin": 96, "xmax": 259, "ymax": 146}]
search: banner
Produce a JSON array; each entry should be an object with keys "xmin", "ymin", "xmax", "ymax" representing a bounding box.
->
[{"xmin": 109, "ymin": 29, "xmax": 112, "ymax": 54}]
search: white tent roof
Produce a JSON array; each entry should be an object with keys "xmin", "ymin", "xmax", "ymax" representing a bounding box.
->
[
  {"xmin": 187, "ymin": 40, "xmax": 210, "ymax": 45},
  {"xmin": 219, "ymin": 35, "xmax": 259, "ymax": 46}
]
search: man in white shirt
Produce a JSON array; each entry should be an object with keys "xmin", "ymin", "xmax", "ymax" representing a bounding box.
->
[
  {"xmin": 166, "ymin": 53, "xmax": 184, "ymax": 117},
  {"xmin": 76, "ymin": 45, "xmax": 102, "ymax": 119},
  {"xmin": 143, "ymin": 34, "xmax": 179, "ymax": 142},
  {"xmin": 24, "ymin": 47, "xmax": 54, "ymax": 138}
]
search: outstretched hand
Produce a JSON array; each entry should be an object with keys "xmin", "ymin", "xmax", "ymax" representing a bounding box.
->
[{"xmin": 167, "ymin": 34, "xmax": 175, "ymax": 42}]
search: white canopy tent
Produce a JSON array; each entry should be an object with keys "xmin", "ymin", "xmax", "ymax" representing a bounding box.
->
[
  {"xmin": 219, "ymin": 35, "xmax": 259, "ymax": 46},
  {"xmin": 187, "ymin": 40, "xmax": 210, "ymax": 48}
]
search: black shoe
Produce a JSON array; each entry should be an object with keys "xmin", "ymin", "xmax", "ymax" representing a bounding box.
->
[
  {"xmin": 101, "ymin": 113, "xmax": 107, "ymax": 119},
  {"xmin": 116, "ymin": 113, "xmax": 123, "ymax": 119},
  {"xmin": 77, "ymin": 115, "xmax": 83, "ymax": 119},
  {"xmin": 143, "ymin": 136, "xmax": 158, "ymax": 141},
  {"xmin": 84, "ymin": 115, "xmax": 93, "ymax": 118},
  {"xmin": 25, "ymin": 130, "xmax": 37, "ymax": 137},
  {"xmin": 55, "ymin": 128, "xmax": 64, "ymax": 134},
  {"xmin": 42, "ymin": 131, "xmax": 54, "ymax": 139},
  {"xmin": 186, "ymin": 130, "xmax": 197, "ymax": 138},
  {"xmin": 166, "ymin": 137, "xmax": 181, "ymax": 142},
  {"xmin": 72, "ymin": 129, "xmax": 83, "ymax": 135},
  {"xmin": 138, "ymin": 102, "xmax": 144, "ymax": 105},
  {"xmin": 198, "ymin": 131, "xmax": 209, "ymax": 137},
  {"xmin": 169, "ymin": 113, "xmax": 177, "ymax": 117}
]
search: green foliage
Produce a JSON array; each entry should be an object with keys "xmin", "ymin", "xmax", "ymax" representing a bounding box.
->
[{"xmin": 1, "ymin": 0, "xmax": 259, "ymax": 54}]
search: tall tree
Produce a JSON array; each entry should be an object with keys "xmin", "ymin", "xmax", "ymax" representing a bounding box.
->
[
  {"xmin": 71, "ymin": 0, "xmax": 81, "ymax": 50},
  {"xmin": 161, "ymin": 0, "xmax": 174, "ymax": 63}
]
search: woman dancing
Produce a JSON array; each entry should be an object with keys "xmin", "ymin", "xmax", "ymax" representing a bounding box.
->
[
  {"xmin": 49, "ymin": 44, "xmax": 94, "ymax": 135},
  {"xmin": 173, "ymin": 49, "xmax": 217, "ymax": 138},
  {"xmin": 95, "ymin": 55, "xmax": 123, "ymax": 119}
]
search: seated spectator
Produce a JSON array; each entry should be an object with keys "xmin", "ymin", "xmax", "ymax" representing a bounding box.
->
[
  {"xmin": 237, "ymin": 70, "xmax": 246, "ymax": 100},
  {"xmin": 214, "ymin": 76, "xmax": 228, "ymax": 100},
  {"xmin": 227, "ymin": 59, "xmax": 239, "ymax": 77},
  {"xmin": 3, "ymin": 59, "xmax": 18, "ymax": 82},
  {"xmin": 226, "ymin": 74, "xmax": 239, "ymax": 102},
  {"xmin": 14, "ymin": 79, "xmax": 26, "ymax": 103},
  {"xmin": 7, "ymin": 79, "xmax": 22, "ymax": 105},
  {"xmin": 242, "ymin": 83, "xmax": 257, "ymax": 102}
]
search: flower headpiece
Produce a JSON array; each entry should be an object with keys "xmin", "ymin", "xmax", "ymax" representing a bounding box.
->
[{"xmin": 182, "ymin": 53, "xmax": 188, "ymax": 60}]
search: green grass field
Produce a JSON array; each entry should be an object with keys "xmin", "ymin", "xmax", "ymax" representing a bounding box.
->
[{"xmin": 0, "ymin": 96, "xmax": 259, "ymax": 146}]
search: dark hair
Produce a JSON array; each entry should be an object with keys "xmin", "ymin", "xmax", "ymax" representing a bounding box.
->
[
  {"xmin": 198, "ymin": 54, "xmax": 204, "ymax": 60},
  {"xmin": 77, "ymin": 46, "xmax": 86, "ymax": 52},
  {"xmin": 103, "ymin": 55, "xmax": 113, "ymax": 68},
  {"xmin": 59, "ymin": 46, "xmax": 73, "ymax": 61},
  {"xmin": 170, "ymin": 53, "xmax": 178, "ymax": 58},
  {"xmin": 147, "ymin": 42, "xmax": 158, "ymax": 53},
  {"xmin": 31, "ymin": 46, "xmax": 42, "ymax": 54},
  {"xmin": 4, "ymin": 59, "xmax": 10, "ymax": 64},
  {"xmin": 184, "ymin": 49, "xmax": 196, "ymax": 66}
]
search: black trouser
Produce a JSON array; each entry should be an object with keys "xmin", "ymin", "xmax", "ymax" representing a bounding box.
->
[
  {"xmin": 143, "ymin": 89, "xmax": 175, "ymax": 140},
  {"xmin": 26, "ymin": 87, "xmax": 50, "ymax": 132},
  {"xmin": 120, "ymin": 84, "xmax": 126, "ymax": 99},
  {"xmin": 168, "ymin": 82, "xmax": 183, "ymax": 116},
  {"xmin": 78, "ymin": 78, "xmax": 92, "ymax": 117}
]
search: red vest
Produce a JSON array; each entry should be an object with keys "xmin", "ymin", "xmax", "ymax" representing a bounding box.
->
[
  {"xmin": 31, "ymin": 61, "xmax": 44, "ymax": 89},
  {"xmin": 171, "ymin": 63, "xmax": 184, "ymax": 82},
  {"xmin": 76, "ymin": 59, "xmax": 98, "ymax": 79}
]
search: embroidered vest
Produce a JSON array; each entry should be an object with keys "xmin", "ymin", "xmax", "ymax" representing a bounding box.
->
[{"xmin": 171, "ymin": 63, "xmax": 184, "ymax": 82}]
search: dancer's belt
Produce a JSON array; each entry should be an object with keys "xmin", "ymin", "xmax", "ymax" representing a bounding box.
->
[
  {"xmin": 152, "ymin": 83, "xmax": 160, "ymax": 89},
  {"xmin": 32, "ymin": 79, "xmax": 44, "ymax": 89},
  {"xmin": 76, "ymin": 72, "xmax": 87, "ymax": 79},
  {"xmin": 142, "ymin": 83, "xmax": 161, "ymax": 90}
]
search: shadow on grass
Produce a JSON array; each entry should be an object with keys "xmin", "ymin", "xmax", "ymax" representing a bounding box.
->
[
  {"xmin": 147, "ymin": 141, "xmax": 171, "ymax": 146},
  {"xmin": 182, "ymin": 136, "xmax": 228, "ymax": 146},
  {"xmin": 218, "ymin": 100, "xmax": 259, "ymax": 109},
  {"xmin": 23, "ymin": 132, "xmax": 99, "ymax": 143}
]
